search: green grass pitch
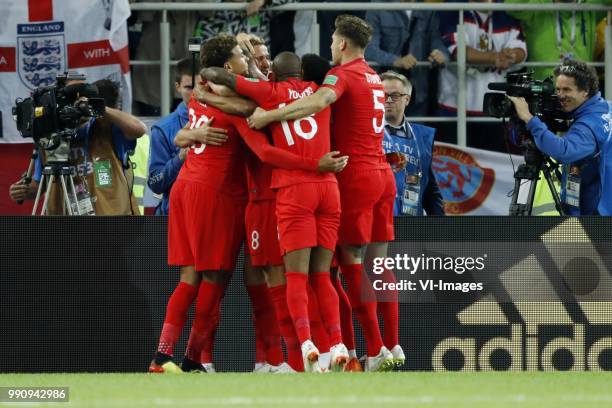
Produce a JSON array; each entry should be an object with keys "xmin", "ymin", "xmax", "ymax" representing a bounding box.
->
[{"xmin": 1, "ymin": 373, "xmax": 612, "ymax": 408}]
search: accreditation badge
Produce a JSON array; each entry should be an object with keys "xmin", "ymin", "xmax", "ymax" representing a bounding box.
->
[
  {"xmin": 93, "ymin": 160, "xmax": 113, "ymax": 188},
  {"xmin": 564, "ymin": 165, "xmax": 581, "ymax": 209},
  {"xmin": 68, "ymin": 178, "xmax": 95, "ymax": 215},
  {"xmin": 401, "ymin": 173, "xmax": 421, "ymax": 216}
]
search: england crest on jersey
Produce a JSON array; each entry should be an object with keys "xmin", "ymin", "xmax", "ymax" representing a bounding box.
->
[{"xmin": 17, "ymin": 22, "xmax": 66, "ymax": 90}]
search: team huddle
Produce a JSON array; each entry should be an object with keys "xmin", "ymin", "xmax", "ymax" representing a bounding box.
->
[{"xmin": 149, "ymin": 14, "xmax": 404, "ymax": 374}]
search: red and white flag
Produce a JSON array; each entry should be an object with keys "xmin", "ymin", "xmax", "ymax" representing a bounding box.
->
[{"xmin": 0, "ymin": 0, "xmax": 132, "ymax": 143}]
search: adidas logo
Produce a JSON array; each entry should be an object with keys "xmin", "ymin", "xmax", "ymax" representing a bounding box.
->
[{"xmin": 432, "ymin": 219, "xmax": 612, "ymax": 371}]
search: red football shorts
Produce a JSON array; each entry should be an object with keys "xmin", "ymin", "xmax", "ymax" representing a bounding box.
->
[
  {"xmin": 168, "ymin": 180, "xmax": 246, "ymax": 271},
  {"xmin": 275, "ymin": 181, "xmax": 341, "ymax": 254},
  {"xmin": 336, "ymin": 167, "xmax": 395, "ymax": 245},
  {"xmin": 245, "ymin": 199, "xmax": 283, "ymax": 267}
]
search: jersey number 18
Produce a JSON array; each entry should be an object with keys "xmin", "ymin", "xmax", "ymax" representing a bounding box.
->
[{"xmin": 278, "ymin": 103, "xmax": 319, "ymax": 146}]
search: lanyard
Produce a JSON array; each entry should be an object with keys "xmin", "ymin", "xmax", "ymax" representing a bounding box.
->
[
  {"xmin": 472, "ymin": 11, "xmax": 493, "ymax": 51},
  {"xmin": 405, "ymin": 122, "xmax": 422, "ymax": 176}
]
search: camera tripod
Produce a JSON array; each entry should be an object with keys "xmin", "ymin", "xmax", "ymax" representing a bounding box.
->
[
  {"xmin": 31, "ymin": 160, "xmax": 81, "ymax": 215},
  {"xmin": 509, "ymin": 140, "xmax": 565, "ymax": 216}
]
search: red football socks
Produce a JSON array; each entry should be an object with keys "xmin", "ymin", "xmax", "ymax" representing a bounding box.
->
[
  {"xmin": 269, "ymin": 284, "xmax": 303, "ymax": 371},
  {"xmin": 309, "ymin": 272, "xmax": 343, "ymax": 346},
  {"xmin": 331, "ymin": 275, "xmax": 356, "ymax": 350},
  {"xmin": 157, "ymin": 281, "xmax": 198, "ymax": 356},
  {"xmin": 285, "ymin": 272, "xmax": 311, "ymax": 344},
  {"xmin": 185, "ymin": 281, "xmax": 226, "ymax": 363},
  {"xmin": 247, "ymin": 283, "xmax": 284, "ymax": 366},
  {"xmin": 307, "ymin": 283, "xmax": 331, "ymax": 353},
  {"xmin": 377, "ymin": 268, "xmax": 399, "ymax": 348},
  {"xmin": 340, "ymin": 263, "xmax": 384, "ymax": 356}
]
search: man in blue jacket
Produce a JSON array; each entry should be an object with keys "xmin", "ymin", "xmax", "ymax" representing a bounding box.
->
[
  {"xmin": 365, "ymin": 1, "xmax": 448, "ymax": 116},
  {"xmin": 509, "ymin": 59, "xmax": 611, "ymax": 216},
  {"xmin": 147, "ymin": 58, "xmax": 194, "ymax": 215},
  {"xmin": 381, "ymin": 71, "xmax": 445, "ymax": 216}
]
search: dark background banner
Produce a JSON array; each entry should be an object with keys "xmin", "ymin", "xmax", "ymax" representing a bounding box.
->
[{"xmin": 1, "ymin": 217, "xmax": 611, "ymax": 372}]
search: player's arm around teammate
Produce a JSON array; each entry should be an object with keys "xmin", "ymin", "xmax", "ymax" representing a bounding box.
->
[
  {"xmin": 246, "ymin": 15, "xmax": 400, "ymax": 371},
  {"xmin": 206, "ymin": 52, "xmax": 354, "ymax": 372}
]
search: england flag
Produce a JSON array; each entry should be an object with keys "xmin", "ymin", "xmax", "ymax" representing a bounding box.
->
[{"xmin": 0, "ymin": 0, "xmax": 132, "ymax": 143}]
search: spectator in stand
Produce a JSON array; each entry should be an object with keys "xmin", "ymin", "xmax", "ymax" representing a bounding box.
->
[
  {"xmin": 365, "ymin": 0, "xmax": 448, "ymax": 116},
  {"xmin": 193, "ymin": 0, "xmax": 296, "ymax": 47},
  {"xmin": 505, "ymin": 0, "xmax": 607, "ymax": 80},
  {"xmin": 437, "ymin": 2, "xmax": 526, "ymax": 151},
  {"xmin": 594, "ymin": 16, "xmax": 606, "ymax": 91},
  {"xmin": 148, "ymin": 59, "xmax": 192, "ymax": 215},
  {"xmin": 130, "ymin": 0, "xmax": 216, "ymax": 115},
  {"xmin": 595, "ymin": 16, "xmax": 606, "ymax": 64},
  {"xmin": 269, "ymin": 8, "xmax": 296, "ymax": 56},
  {"xmin": 293, "ymin": 0, "xmax": 370, "ymax": 60}
]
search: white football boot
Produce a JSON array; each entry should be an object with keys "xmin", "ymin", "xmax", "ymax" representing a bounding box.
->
[
  {"xmin": 329, "ymin": 343, "xmax": 350, "ymax": 372},
  {"xmin": 390, "ymin": 345, "xmax": 406, "ymax": 368},
  {"xmin": 365, "ymin": 346, "xmax": 395, "ymax": 372},
  {"xmin": 301, "ymin": 340, "xmax": 323, "ymax": 373},
  {"xmin": 270, "ymin": 362, "xmax": 297, "ymax": 374},
  {"xmin": 253, "ymin": 362, "xmax": 274, "ymax": 373}
]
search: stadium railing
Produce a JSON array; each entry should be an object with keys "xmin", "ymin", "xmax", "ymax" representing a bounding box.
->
[{"xmin": 129, "ymin": 2, "xmax": 612, "ymax": 147}]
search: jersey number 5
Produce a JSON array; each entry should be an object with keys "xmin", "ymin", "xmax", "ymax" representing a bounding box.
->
[
  {"xmin": 372, "ymin": 90, "xmax": 385, "ymax": 134},
  {"xmin": 278, "ymin": 103, "xmax": 318, "ymax": 146}
]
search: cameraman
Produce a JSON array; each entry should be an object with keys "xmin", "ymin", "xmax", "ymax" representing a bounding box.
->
[
  {"xmin": 9, "ymin": 79, "xmax": 147, "ymax": 215},
  {"xmin": 509, "ymin": 59, "xmax": 612, "ymax": 215}
]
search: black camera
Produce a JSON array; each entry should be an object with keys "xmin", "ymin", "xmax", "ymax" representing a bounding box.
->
[
  {"xmin": 12, "ymin": 72, "xmax": 105, "ymax": 161},
  {"xmin": 483, "ymin": 71, "xmax": 569, "ymax": 133}
]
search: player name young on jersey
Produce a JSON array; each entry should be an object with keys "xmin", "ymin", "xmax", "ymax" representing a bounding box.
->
[{"xmin": 287, "ymin": 87, "xmax": 314, "ymax": 100}]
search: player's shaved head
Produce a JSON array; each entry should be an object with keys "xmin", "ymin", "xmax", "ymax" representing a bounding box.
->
[{"xmin": 272, "ymin": 51, "xmax": 302, "ymax": 81}]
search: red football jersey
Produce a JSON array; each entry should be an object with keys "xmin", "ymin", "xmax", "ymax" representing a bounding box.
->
[
  {"xmin": 178, "ymin": 97, "xmax": 248, "ymax": 200},
  {"xmin": 179, "ymin": 96, "xmax": 319, "ymax": 198},
  {"xmin": 244, "ymin": 148, "xmax": 275, "ymax": 202},
  {"xmin": 321, "ymin": 58, "xmax": 388, "ymax": 169},
  {"xmin": 236, "ymin": 76, "xmax": 335, "ymax": 189}
]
